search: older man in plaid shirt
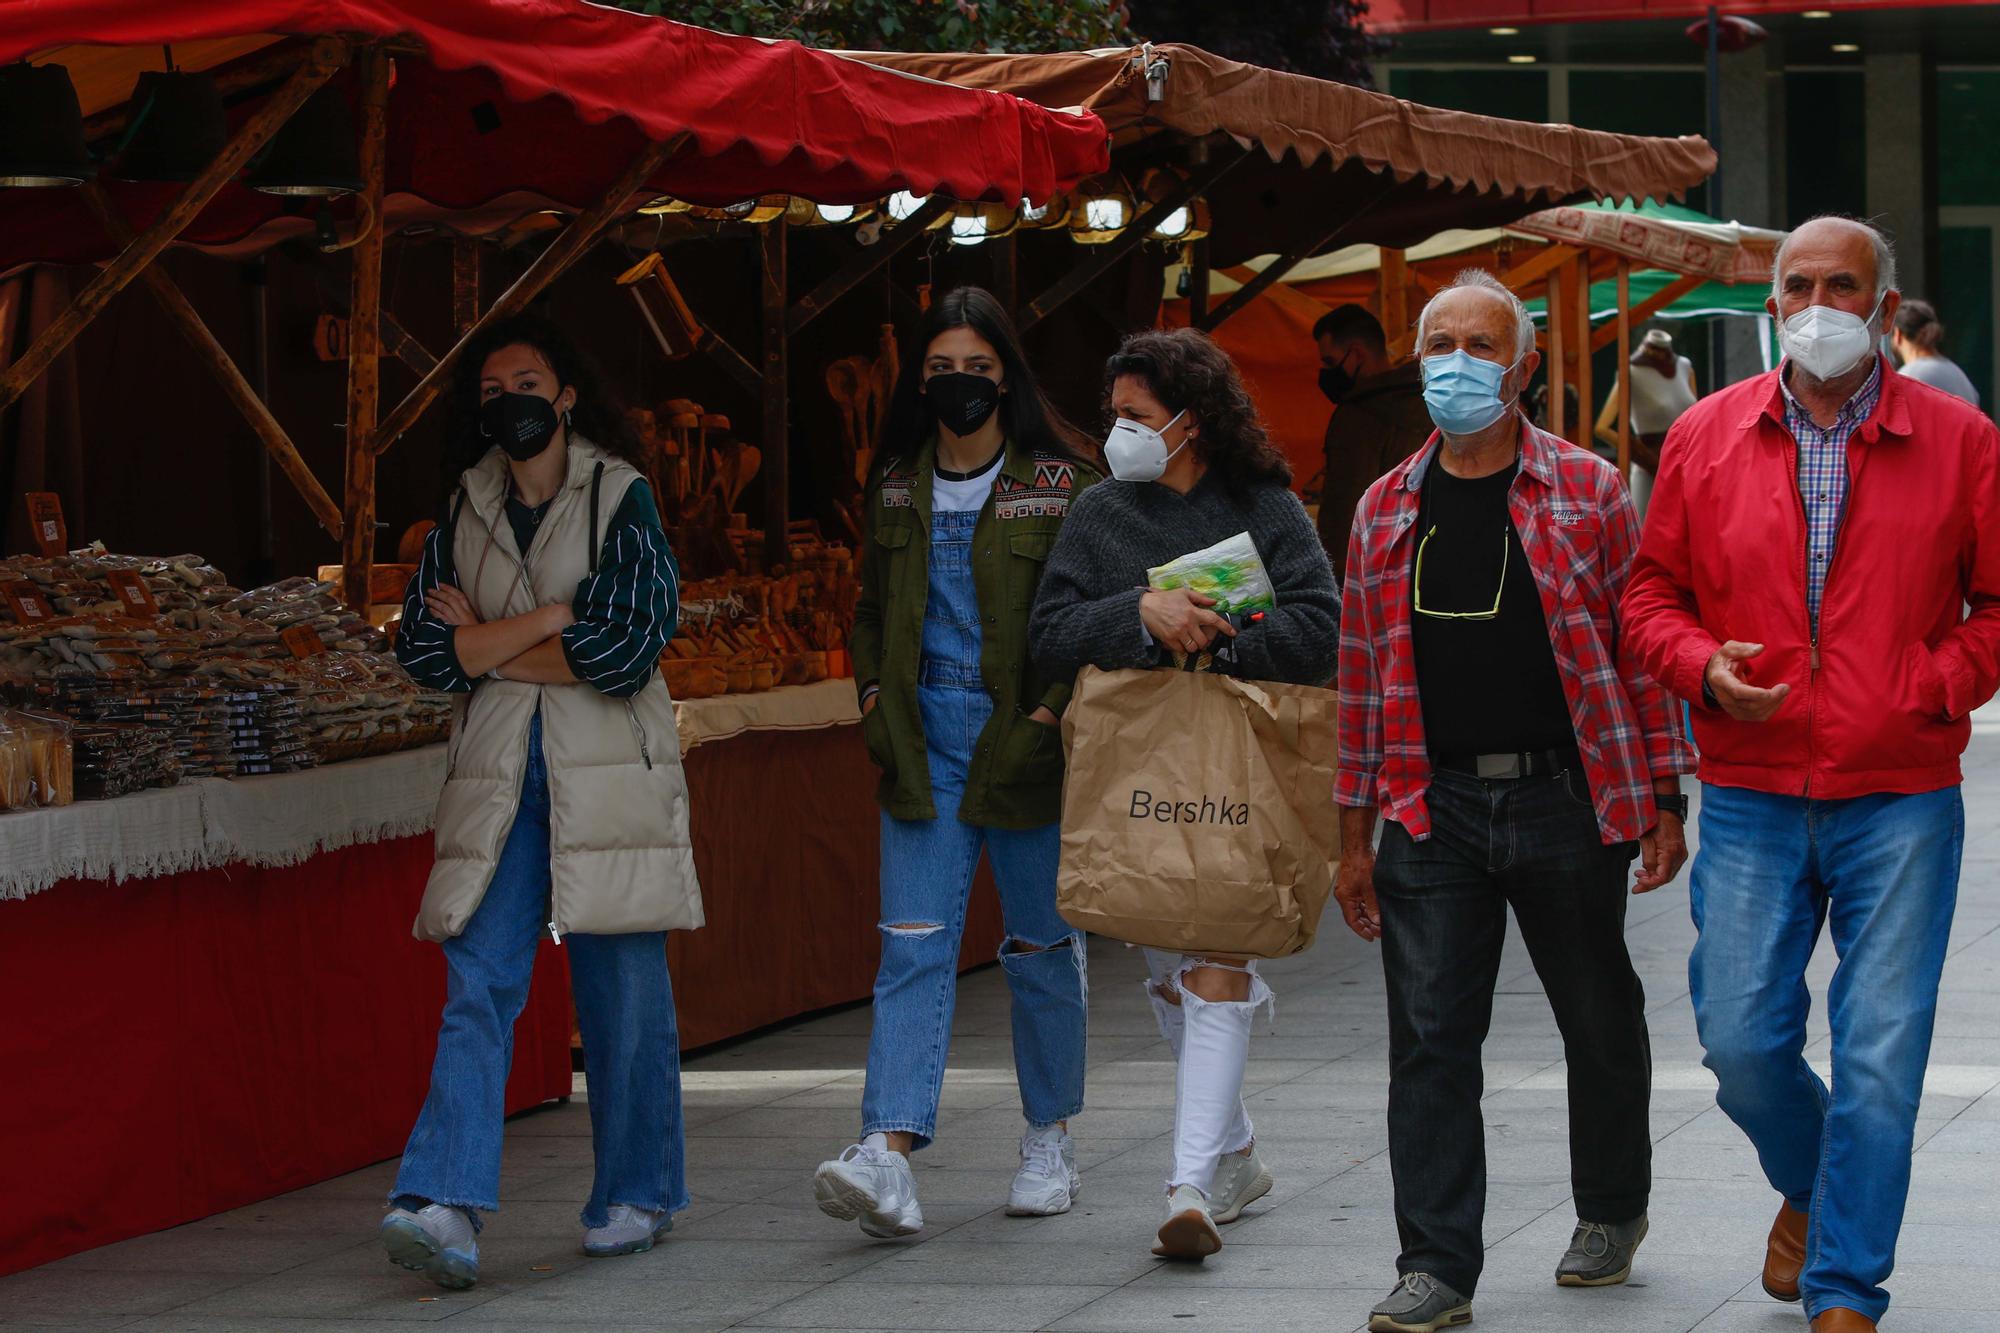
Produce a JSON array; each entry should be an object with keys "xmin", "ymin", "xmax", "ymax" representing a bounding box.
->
[{"xmin": 1332, "ymin": 270, "xmax": 1694, "ymax": 1333}]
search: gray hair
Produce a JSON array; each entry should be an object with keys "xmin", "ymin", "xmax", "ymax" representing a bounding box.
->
[
  {"xmin": 1770, "ymin": 216, "xmax": 1899, "ymax": 310},
  {"xmin": 1416, "ymin": 269, "xmax": 1537, "ymax": 363}
]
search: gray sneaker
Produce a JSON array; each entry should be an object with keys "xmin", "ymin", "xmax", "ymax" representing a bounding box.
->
[
  {"xmin": 1556, "ymin": 1214, "xmax": 1649, "ymax": 1287},
  {"xmin": 582, "ymin": 1203, "xmax": 672, "ymax": 1257},
  {"xmin": 1369, "ymin": 1272, "xmax": 1473, "ymax": 1333},
  {"xmin": 1207, "ymin": 1145, "xmax": 1274, "ymax": 1224},
  {"xmin": 380, "ymin": 1202, "xmax": 479, "ymax": 1290}
]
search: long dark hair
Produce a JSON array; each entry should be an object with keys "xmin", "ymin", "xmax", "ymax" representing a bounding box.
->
[
  {"xmin": 1104, "ymin": 327, "xmax": 1292, "ymax": 496},
  {"xmin": 874, "ymin": 286, "xmax": 1088, "ymax": 482},
  {"xmin": 442, "ymin": 313, "xmax": 645, "ymax": 494}
]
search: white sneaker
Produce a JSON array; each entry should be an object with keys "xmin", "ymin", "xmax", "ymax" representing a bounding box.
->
[
  {"xmin": 380, "ymin": 1202, "xmax": 479, "ymax": 1290},
  {"xmin": 582, "ymin": 1203, "xmax": 672, "ymax": 1257},
  {"xmin": 814, "ymin": 1143, "xmax": 924, "ymax": 1238},
  {"xmin": 1006, "ymin": 1125, "xmax": 1081, "ymax": 1217},
  {"xmin": 1152, "ymin": 1183, "xmax": 1223, "ymax": 1260},
  {"xmin": 1208, "ymin": 1144, "xmax": 1274, "ymax": 1224}
]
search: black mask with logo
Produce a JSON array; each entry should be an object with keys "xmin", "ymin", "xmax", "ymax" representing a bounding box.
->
[
  {"xmin": 924, "ymin": 372, "xmax": 1003, "ymax": 437},
  {"xmin": 480, "ymin": 390, "xmax": 561, "ymax": 462}
]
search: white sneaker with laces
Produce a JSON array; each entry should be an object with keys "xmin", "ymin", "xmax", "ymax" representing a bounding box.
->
[
  {"xmin": 380, "ymin": 1202, "xmax": 479, "ymax": 1290},
  {"xmin": 1207, "ymin": 1143, "xmax": 1274, "ymax": 1224},
  {"xmin": 814, "ymin": 1142, "xmax": 924, "ymax": 1238},
  {"xmin": 1152, "ymin": 1183, "xmax": 1223, "ymax": 1260},
  {"xmin": 1006, "ymin": 1125, "xmax": 1081, "ymax": 1216},
  {"xmin": 582, "ymin": 1203, "xmax": 673, "ymax": 1257}
]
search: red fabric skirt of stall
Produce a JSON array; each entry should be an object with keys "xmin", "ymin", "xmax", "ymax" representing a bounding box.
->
[{"xmin": 0, "ymin": 835, "xmax": 573, "ymax": 1277}]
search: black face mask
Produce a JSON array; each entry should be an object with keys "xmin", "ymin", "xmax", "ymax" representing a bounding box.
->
[
  {"xmin": 480, "ymin": 390, "xmax": 561, "ymax": 462},
  {"xmin": 924, "ymin": 372, "xmax": 1003, "ymax": 437},
  {"xmin": 1319, "ymin": 361, "xmax": 1358, "ymax": 405}
]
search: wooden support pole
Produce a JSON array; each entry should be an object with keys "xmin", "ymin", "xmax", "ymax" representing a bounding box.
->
[
  {"xmin": 1198, "ymin": 175, "xmax": 1400, "ymax": 335},
  {"xmin": 1616, "ymin": 260, "xmax": 1632, "ymax": 480},
  {"xmin": 1547, "ymin": 261, "xmax": 1568, "ymax": 439},
  {"xmin": 371, "ymin": 133, "xmax": 689, "ymax": 458},
  {"xmin": 343, "ymin": 44, "xmax": 390, "ymax": 610},
  {"xmin": 0, "ymin": 37, "xmax": 350, "ymax": 415},
  {"xmin": 451, "ymin": 235, "xmax": 481, "ymax": 337},
  {"xmin": 1573, "ymin": 253, "xmax": 1595, "ymax": 450},
  {"xmin": 1380, "ymin": 248, "xmax": 1411, "ymax": 344},
  {"xmin": 380, "ymin": 311, "xmax": 437, "ymax": 376},
  {"xmin": 1592, "ymin": 272, "xmax": 1705, "ymax": 352},
  {"xmin": 1023, "ymin": 152, "xmax": 1244, "ymax": 332},
  {"xmin": 760, "ymin": 220, "xmax": 790, "ymax": 569},
  {"xmin": 1188, "ymin": 236, "xmax": 1211, "ymax": 325},
  {"xmin": 787, "ymin": 195, "xmax": 952, "ymax": 338},
  {"xmin": 83, "ymin": 188, "xmax": 344, "ymax": 540}
]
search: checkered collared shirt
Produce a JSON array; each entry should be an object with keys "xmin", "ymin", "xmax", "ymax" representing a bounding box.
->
[
  {"xmin": 1781, "ymin": 357, "xmax": 1881, "ymax": 635},
  {"xmin": 1336, "ymin": 417, "xmax": 1694, "ymax": 845}
]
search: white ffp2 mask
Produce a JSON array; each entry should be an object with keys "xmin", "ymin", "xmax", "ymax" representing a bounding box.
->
[
  {"xmin": 1780, "ymin": 295, "xmax": 1884, "ymax": 382},
  {"xmin": 1103, "ymin": 408, "xmax": 1189, "ymax": 483}
]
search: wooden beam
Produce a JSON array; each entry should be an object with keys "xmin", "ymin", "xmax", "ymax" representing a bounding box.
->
[
  {"xmin": 1198, "ymin": 175, "xmax": 1400, "ymax": 335},
  {"xmin": 1188, "ymin": 236, "xmax": 1211, "ymax": 325},
  {"xmin": 1022, "ymin": 152, "xmax": 1245, "ymax": 333},
  {"xmin": 1573, "ymin": 252, "xmax": 1594, "ymax": 450},
  {"xmin": 1380, "ymin": 248, "xmax": 1410, "ymax": 345},
  {"xmin": 83, "ymin": 188, "xmax": 344, "ymax": 540},
  {"xmin": 1494, "ymin": 242, "xmax": 1584, "ymax": 301},
  {"xmin": 991, "ymin": 234, "xmax": 1018, "ymax": 320},
  {"xmin": 371, "ymin": 132, "xmax": 690, "ymax": 458},
  {"xmin": 1615, "ymin": 260, "xmax": 1632, "ymax": 480},
  {"xmin": 381, "ymin": 311, "xmax": 437, "ymax": 376},
  {"xmin": 1591, "ymin": 272, "xmax": 1705, "ymax": 352},
  {"xmin": 1547, "ymin": 259, "xmax": 1568, "ymax": 439},
  {"xmin": 0, "ymin": 37, "xmax": 350, "ymax": 416},
  {"xmin": 787, "ymin": 195, "xmax": 952, "ymax": 338},
  {"xmin": 1218, "ymin": 263, "xmax": 1334, "ymax": 326},
  {"xmin": 343, "ymin": 44, "xmax": 390, "ymax": 611},
  {"xmin": 451, "ymin": 235, "xmax": 481, "ymax": 337},
  {"xmin": 760, "ymin": 220, "xmax": 789, "ymax": 569},
  {"xmin": 695, "ymin": 327, "xmax": 762, "ymax": 395}
]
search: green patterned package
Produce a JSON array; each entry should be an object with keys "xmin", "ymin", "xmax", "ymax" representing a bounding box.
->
[{"xmin": 1146, "ymin": 531, "xmax": 1276, "ymax": 613}]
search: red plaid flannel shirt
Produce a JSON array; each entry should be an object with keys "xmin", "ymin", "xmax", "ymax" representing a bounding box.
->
[{"xmin": 1336, "ymin": 417, "xmax": 1693, "ymax": 844}]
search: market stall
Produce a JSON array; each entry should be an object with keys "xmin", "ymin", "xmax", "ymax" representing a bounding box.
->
[{"xmin": 0, "ymin": 0, "xmax": 1105, "ymax": 1276}]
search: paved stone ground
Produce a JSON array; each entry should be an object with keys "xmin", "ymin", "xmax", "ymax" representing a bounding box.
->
[{"xmin": 9, "ymin": 709, "xmax": 2000, "ymax": 1333}]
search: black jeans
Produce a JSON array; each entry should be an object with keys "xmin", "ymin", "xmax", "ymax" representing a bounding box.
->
[{"xmin": 1374, "ymin": 766, "xmax": 1650, "ymax": 1297}]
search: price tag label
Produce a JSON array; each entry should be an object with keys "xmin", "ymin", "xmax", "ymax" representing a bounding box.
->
[
  {"xmin": 106, "ymin": 570, "xmax": 159, "ymax": 618},
  {"xmin": 281, "ymin": 624, "xmax": 328, "ymax": 657},
  {"xmin": 4, "ymin": 580, "xmax": 52, "ymax": 623},
  {"xmin": 25, "ymin": 492, "xmax": 65, "ymax": 557}
]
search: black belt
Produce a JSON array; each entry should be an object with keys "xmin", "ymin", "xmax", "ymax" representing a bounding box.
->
[{"xmin": 1434, "ymin": 746, "xmax": 1582, "ymax": 780}]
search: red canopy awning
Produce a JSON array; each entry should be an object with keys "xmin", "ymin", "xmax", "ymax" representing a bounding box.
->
[{"xmin": 0, "ymin": 0, "xmax": 1109, "ymax": 269}]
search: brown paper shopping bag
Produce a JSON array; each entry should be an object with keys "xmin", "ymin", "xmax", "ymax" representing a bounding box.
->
[{"xmin": 1056, "ymin": 666, "xmax": 1341, "ymax": 959}]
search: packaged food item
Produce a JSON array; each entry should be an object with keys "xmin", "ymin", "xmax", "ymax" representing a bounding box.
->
[{"xmin": 1147, "ymin": 531, "xmax": 1277, "ymax": 615}]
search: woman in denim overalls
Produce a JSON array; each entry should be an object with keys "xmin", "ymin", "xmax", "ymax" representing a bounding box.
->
[{"xmin": 814, "ymin": 289, "xmax": 1098, "ymax": 1241}]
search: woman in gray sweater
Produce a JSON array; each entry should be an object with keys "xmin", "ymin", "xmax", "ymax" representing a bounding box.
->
[{"xmin": 1030, "ymin": 328, "xmax": 1338, "ymax": 1261}]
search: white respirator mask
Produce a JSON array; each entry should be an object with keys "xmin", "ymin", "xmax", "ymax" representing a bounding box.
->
[
  {"xmin": 1103, "ymin": 408, "xmax": 1190, "ymax": 483},
  {"xmin": 1779, "ymin": 294, "xmax": 1885, "ymax": 382}
]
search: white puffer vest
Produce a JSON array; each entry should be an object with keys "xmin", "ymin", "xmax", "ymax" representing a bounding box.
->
[{"xmin": 414, "ymin": 438, "xmax": 704, "ymax": 942}]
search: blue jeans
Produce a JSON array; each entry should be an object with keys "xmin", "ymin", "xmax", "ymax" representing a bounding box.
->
[
  {"xmin": 1690, "ymin": 783, "xmax": 1963, "ymax": 1323},
  {"xmin": 860, "ymin": 505, "xmax": 1087, "ymax": 1148},
  {"xmin": 393, "ymin": 714, "xmax": 689, "ymax": 1228}
]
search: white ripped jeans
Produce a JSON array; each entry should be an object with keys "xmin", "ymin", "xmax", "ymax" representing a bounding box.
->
[{"xmin": 1142, "ymin": 948, "xmax": 1275, "ymax": 1197}]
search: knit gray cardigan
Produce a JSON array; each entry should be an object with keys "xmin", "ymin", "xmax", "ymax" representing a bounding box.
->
[{"xmin": 1028, "ymin": 472, "xmax": 1340, "ymax": 689}]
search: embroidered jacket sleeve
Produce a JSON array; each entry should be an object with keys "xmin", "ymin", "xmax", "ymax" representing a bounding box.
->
[
  {"xmin": 560, "ymin": 480, "xmax": 680, "ymax": 698},
  {"xmin": 394, "ymin": 523, "xmax": 473, "ymax": 693}
]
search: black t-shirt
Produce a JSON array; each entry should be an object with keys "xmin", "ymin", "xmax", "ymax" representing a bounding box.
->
[{"xmin": 1409, "ymin": 460, "xmax": 1575, "ymax": 756}]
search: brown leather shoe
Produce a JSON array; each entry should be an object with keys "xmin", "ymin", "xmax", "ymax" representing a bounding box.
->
[
  {"xmin": 1811, "ymin": 1309, "xmax": 1876, "ymax": 1332},
  {"xmin": 1762, "ymin": 1202, "xmax": 1808, "ymax": 1302}
]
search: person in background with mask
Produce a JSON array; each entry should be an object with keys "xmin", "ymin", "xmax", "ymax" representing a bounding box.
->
[
  {"xmin": 1891, "ymin": 298, "xmax": 1982, "ymax": 409},
  {"xmin": 1030, "ymin": 327, "xmax": 1339, "ymax": 1262},
  {"xmin": 1313, "ymin": 305, "xmax": 1432, "ymax": 581},
  {"xmin": 1333, "ymin": 270, "xmax": 1692, "ymax": 1333},
  {"xmin": 1623, "ymin": 217, "xmax": 2000, "ymax": 1333},
  {"xmin": 1593, "ymin": 327, "xmax": 1698, "ymax": 521},
  {"xmin": 385, "ymin": 315, "xmax": 700, "ymax": 1288},
  {"xmin": 815, "ymin": 287, "xmax": 1097, "ymax": 1241}
]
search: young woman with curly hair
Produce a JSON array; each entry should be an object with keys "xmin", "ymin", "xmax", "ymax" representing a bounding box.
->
[{"xmin": 1029, "ymin": 326, "xmax": 1339, "ymax": 1261}]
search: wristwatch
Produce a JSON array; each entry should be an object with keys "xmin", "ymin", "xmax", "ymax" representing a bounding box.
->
[{"xmin": 1655, "ymin": 793, "xmax": 1690, "ymax": 821}]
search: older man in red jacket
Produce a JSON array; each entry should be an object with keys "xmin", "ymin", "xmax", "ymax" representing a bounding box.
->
[{"xmin": 1622, "ymin": 216, "xmax": 2000, "ymax": 1333}]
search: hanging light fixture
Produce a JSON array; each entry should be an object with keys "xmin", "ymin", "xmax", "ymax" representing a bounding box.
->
[
  {"xmin": 1068, "ymin": 177, "xmax": 1135, "ymax": 245},
  {"xmin": 1139, "ymin": 167, "xmax": 1211, "ymax": 243},
  {"xmin": 246, "ymin": 83, "xmax": 362, "ymax": 197},
  {"xmin": 0, "ymin": 62, "xmax": 94, "ymax": 187},
  {"xmin": 1017, "ymin": 193, "xmax": 1071, "ymax": 230},
  {"xmin": 637, "ymin": 196, "xmax": 693, "ymax": 215},
  {"xmin": 948, "ymin": 200, "xmax": 1020, "ymax": 248},
  {"xmin": 885, "ymin": 190, "xmax": 927, "ymax": 222},
  {"xmin": 115, "ymin": 69, "xmax": 229, "ymax": 182}
]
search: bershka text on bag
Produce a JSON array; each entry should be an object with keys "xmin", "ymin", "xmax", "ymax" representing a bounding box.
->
[{"xmin": 1129, "ymin": 790, "xmax": 1250, "ymax": 826}]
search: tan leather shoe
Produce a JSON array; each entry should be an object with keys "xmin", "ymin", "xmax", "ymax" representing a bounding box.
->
[
  {"xmin": 1811, "ymin": 1308, "xmax": 1876, "ymax": 1332},
  {"xmin": 1763, "ymin": 1202, "xmax": 1808, "ymax": 1302}
]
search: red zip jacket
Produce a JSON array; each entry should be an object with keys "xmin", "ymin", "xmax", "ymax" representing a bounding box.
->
[{"xmin": 1622, "ymin": 357, "xmax": 2000, "ymax": 799}]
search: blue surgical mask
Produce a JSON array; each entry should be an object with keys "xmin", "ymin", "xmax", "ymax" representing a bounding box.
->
[{"xmin": 1421, "ymin": 348, "xmax": 1523, "ymax": 436}]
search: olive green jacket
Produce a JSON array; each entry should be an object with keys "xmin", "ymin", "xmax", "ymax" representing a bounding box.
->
[{"xmin": 850, "ymin": 436, "xmax": 1098, "ymax": 828}]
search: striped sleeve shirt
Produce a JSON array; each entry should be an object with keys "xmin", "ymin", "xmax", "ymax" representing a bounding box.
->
[{"xmin": 393, "ymin": 480, "xmax": 680, "ymax": 698}]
